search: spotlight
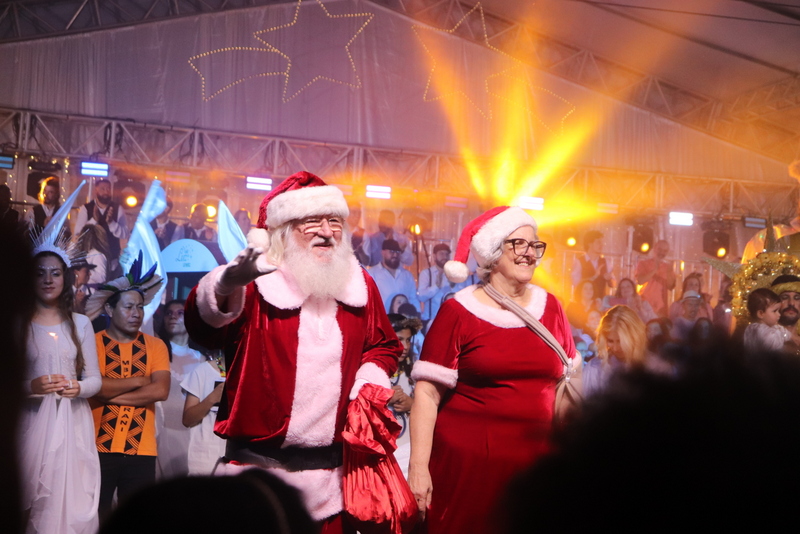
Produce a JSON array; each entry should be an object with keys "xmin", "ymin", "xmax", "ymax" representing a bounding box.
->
[
  {"xmin": 409, "ymin": 224, "xmax": 422, "ymax": 236},
  {"xmin": 81, "ymin": 161, "xmax": 109, "ymax": 177},
  {"xmin": 366, "ymin": 185, "xmax": 391, "ymax": 200},
  {"xmin": 0, "ymin": 154, "xmax": 14, "ymax": 170},
  {"xmin": 702, "ymin": 220, "xmax": 730, "ymax": 259},
  {"xmin": 114, "ymin": 173, "xmax": 146, "ymax": 210},
  {"xmin": 669, "ymin": 212, "xmax": 693, "ymax": 226},
  {"xmin": 197, "ymin": 176, "xmax": 229, "ymax": 219},
  {"xmin": 246, "ymin": 176, "xmax": 272, "ymax": 191},
  {"xmin": 597, "ymin": 203, "xmax": 618, "ymax": 214},
  {"xmin": 556, "ymin": 224, "xmax": 579, "ymax": 248},
  {"xmin": 627, "ymin": 216, "xmax": 655, "ymax": 254},
  {"xmin": 632, "ymin": 225, "xmax": 654, "ymax": 254},
  {"xmin": 28, "ymin": 158, "xmax": 62, "ymax": 173},
  {"xmin": 445, "ymin": 196, "xmax": 469, "ymax": 209},
  {"xmin": 742, "ymin": 216, "xmax": 767, "ymax": 229}
]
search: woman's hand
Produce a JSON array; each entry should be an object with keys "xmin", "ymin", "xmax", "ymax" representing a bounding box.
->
[
  {"xmin": 408, "ymin": 463, "xmax": 433, "ymax": 520},
  {"xmin": 30, "ymin": 374, "xmax": 68, "ymax": 395},
  {"xmin": 58, "ymin": 379, "xmax": 81, "ymax": 398}
]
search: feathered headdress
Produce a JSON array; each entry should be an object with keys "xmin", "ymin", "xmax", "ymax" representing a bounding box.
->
[
  {"xmin": 84, "ymin": 250, "xmax": 163, "ymax": 319},
  {"xmin": 32, "ymin": 227, "xmax": 82, "ymax": 267},
  {"xmin": 31, "ymin": 179, "xmax": 87, "ymax": 267}
]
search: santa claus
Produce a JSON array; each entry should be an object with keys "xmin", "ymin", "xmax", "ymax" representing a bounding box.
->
[{"xmin": 184, "ymin": 171, "xmax": 401, "ymax": 533}]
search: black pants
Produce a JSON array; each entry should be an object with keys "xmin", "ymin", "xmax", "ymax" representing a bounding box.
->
[{"xmin": 98, "ymin": 453, "xmax": 156, "ymax": 520}]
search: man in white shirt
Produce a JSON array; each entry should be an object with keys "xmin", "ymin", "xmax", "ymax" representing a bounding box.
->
[
  {"xmin": 417, "ymin": 243, "xmax": 462, "ymax": 325},
  {"xmin": 368, "ymin": 239, "xmax": 420, "ymax": 313},
  {"xmin": 363, "ymin": 209, "xmax": 414, "ymax": 267}
]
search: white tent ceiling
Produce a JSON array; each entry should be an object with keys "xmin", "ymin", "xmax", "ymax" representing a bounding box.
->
[{"xmin": 484, "ymin": 0, "xmax": 800, "ymax": 153}]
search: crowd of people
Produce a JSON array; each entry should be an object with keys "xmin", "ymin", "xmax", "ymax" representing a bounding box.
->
[{"xmin": 7, "ymin": 169, "xmax": 800, "ymax": 534}]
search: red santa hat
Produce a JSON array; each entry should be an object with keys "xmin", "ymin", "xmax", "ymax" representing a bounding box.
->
[
  {"xmin": 444, "ymin": 206, "xmax": 537, "ymax": 283},
  {"xmin": 248, "ymin": 171, "xmax": 349, "ymax": 249}
]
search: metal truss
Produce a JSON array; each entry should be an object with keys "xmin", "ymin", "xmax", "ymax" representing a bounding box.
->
[
  {"xmin": 371, "ymin": 0, "xmax": 800, "ymax": 163},
  {"xmin": 4, "ymin": 0, "xmax": 798, "ymax": 163},
  {"xmin": 1, "ymin": 106, "xmax": 794, "ymax": 222},
  {"xmin": 0, "ymin": 0, "xmax": 292, "ymax": 43}
]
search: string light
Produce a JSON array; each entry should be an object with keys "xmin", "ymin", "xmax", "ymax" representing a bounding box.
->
[
  {"xmin": 189, "ymin": 0, "xmax": 374, "ymax": 103},
  {"xmin": 188, "ymin": 47, "xmax": 283, "ymax": 102}
]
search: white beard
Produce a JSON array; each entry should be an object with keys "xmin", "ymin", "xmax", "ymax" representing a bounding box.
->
[{"xmin": 282, "ymin": 232, "xmax": 354, "ymax": 300}]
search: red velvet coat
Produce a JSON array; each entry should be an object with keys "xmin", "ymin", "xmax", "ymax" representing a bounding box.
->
[{"xmin": 185, "ymin": 260, "xmax": 400, "ymax": 449}]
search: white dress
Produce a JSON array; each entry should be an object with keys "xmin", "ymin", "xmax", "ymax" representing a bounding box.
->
[
  {"xmin": 155, "ymin": 342, "xmax": 205, "ymax": 479},
  {"xmin": 744, "ymin": 322, "xmax": 788, "ymax": 353},
  {"xmin": 179, "ymin": 360, "xmax": 226, "ymax": 475},
  {"xmin": 20, "ymin": 314, "xmax": 102, "ymax": 534}
]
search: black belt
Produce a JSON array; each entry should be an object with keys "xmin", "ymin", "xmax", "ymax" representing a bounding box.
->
[{"xmin": 224, "ymin": 440, "xmax": 343, "ymax": 472}]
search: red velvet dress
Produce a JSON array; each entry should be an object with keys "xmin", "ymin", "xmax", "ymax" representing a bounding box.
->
[{"xmin": 412, "ymin": 285, "xmax": 575, "ymax": 534}]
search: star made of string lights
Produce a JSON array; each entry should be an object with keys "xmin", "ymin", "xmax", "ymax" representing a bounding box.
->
[
  {"xmin": 412, "ymin": 2, "xmax": 575, "ymax": 130},
  {"xmin": 188, "ymin": 0, "xmax": 373, "ymax": 103},
  {"xmin": 412, "ymin": 3, "xmax": 519, "ymax": 120}
]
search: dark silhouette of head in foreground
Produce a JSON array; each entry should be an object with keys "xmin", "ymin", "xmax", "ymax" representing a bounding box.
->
[
  {"xmin": 99, "ymin": 469, "xmax": 318, "ymax": 534},
  {"xmin": 503, "ymin": 337, "xmax": 800, "ymax": 531}
]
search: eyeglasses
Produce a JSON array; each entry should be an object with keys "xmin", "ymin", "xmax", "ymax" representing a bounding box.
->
[
  {"xmin": 504, "ymin": 239, "xmax": 547, "ymax": 258},
  {"xmin": 297, "ymin": 217, "xmax": 344, "ymax": 234}
]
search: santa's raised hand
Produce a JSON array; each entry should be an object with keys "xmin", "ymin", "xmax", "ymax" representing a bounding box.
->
[{"xmin": 215, "ymin": 245, "xmax": 276, "ymax": 295}]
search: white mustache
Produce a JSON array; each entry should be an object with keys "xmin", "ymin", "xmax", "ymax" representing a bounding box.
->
[{"xmin": 312, "ymin": 237, "xmax": 334, "ymax": 247}]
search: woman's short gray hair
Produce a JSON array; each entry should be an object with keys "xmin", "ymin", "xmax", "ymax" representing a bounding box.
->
[
  {"xmin": 476, "ymin": 247, "xmax": 504, "ymax": 284},
  {"xmin": 476, "ymin": 226, "xmax": 540, "ymax": 284}
]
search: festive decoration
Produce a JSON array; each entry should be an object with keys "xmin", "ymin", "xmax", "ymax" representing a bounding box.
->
[
  {"xmin": 32, "ymin": 179, "xmax": 87, "ymax": 267},
  {"xmin": 119, "ymin": 179, "xmax": 168, "ymax": 324},
  {"xmin": 728, "ymin": 252, "xmax": 800, "ymax": 326},
  {"xmin": 32, "ymin": 228, "xmax": 81, "ymax": 268},
  {"xmin": 217, "ymin": 199, "xmax": 248, "ymax": 263},
  {"xmin": 189, "ymin": 0, "xmax": 373, "ymax": 103},
  {"xmin": 84, "ymin": 250, "xmax": 164, "ymax": 320}
]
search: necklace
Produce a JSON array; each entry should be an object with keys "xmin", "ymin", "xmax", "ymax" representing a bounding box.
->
[{"xmin": 211, "ymin": 354, "xmax": 226, "ymax": 378}]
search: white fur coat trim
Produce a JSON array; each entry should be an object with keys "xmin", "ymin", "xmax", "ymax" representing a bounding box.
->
[
  {"xmin": 454, "ymin": 284, "xmax": 547, "ymax": 327},
  {"xmin": 411, "ymin": 361, "xmax": 458, "ymax": 389},
  {"xmin": 195, "ymin": 266, "xmax": 246, "ymax": 328},
  {"xmin": 283, "ymin": 297, "xmax": 343, "ymax": 449},
  {"xmin": 355, "ymin": 362, "xmax": 392, "ymax": 389},
  {"xmin": 255, "ymin": 256, "xmax": 368, "ymax": 310},
  {"xmin": 471, "ymin": 207, "xmax": 536, "ymax": 264},
  {"xmin": 267, "ymin": 185, "xmax": 349, "ymax": 228},
  {"xmin": 215, "ymin": 463, "xmax": 343, "ymax": 521}
]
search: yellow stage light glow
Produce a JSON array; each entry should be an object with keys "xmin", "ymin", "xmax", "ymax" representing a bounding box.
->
[
  {"xmin": 641, "ymin": 242, "xmax": 650, "ymax": 253},
  {"xmin": 125, "ymin": 196, "xmax": 138, "ymax": 208},
  {"xmin": 717, "ymin": 247, "xmax": 727, "ymax": 258},
  {"xmin": 206, "ymin": 205, "xmax": 218, "ymax": 218},
  {"xmin": 410, "ymin": 224, "xmax": 422, "ymax": 236},
  {"xmin": 566, "ymin": 237, "xmax": 577, "ymax": 247}
]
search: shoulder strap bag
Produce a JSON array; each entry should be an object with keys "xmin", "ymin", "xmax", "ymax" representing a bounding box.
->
[{"xmin": 483, "ymin": 283, "xmax": 583, "ymax": 425}]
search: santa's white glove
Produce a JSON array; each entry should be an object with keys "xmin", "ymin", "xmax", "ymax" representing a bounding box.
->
[
  {"xmin": 349, "ymin": 379, "xmax": 369, "ymax": 401},
  {"xmin": 215, "ymin": 245, "xmax": 276, "ymax": 296}
]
